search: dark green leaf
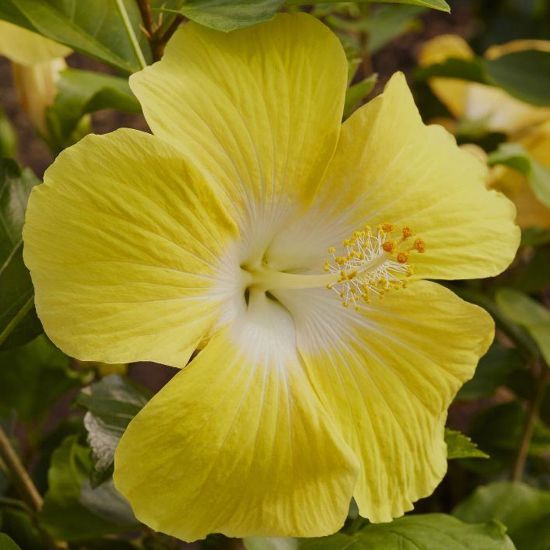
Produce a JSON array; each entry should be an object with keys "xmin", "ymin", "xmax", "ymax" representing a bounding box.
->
[
  {"xmin": 41, "ymin": 436, "xmax": 136, "ymax": 541},
  {"xmin": 300, "ymin": 514, "xmax": 514, "ymax": 549},
  {"xmin": 496, "ymin": 288, "xmax": 550, "ymax": 365},
  {"xmin": 470, "ymin": 402, "xmax": 550, "ymax": 458},
  {"xmin": 415, "ymin": 56, "xmax": 487, "ymax": 83},
  {"xmin": 457, "ymin": 343, "xmax": 524, "ymax": 400},
  {"xmin": 344, "ymin": 74, "xmax": 377, "ymax": 118},
  {"xmin": 0, "ymin": 507, "xmax": 44, "ymax": 550},
  {"xmin": 363, "ymin": 5, "xmax": 424, "ymax": 53},
  {"xmin": 445, "ymin": 429, "xmax": 488, "ymax": 459},
  {"xmin": 46, "ymin": 69, "xmax": 141, "ymax": 152},
  {"xmin": 162, "ymin": 1, "xmax": 284, "ymax": 32},
  {"xmin": 0, "ymin": 534, "xmax": 21, "ymax": 550},
  {"xmin": 0, "ymin": 336, "xmax": 80, "ymax": 421},
  {"xmin": 0, "ymin": 1, "xmax": 150, "ymax": 72},
  {"xmin": 484, "ymin": 50, "xmax": 550, "ymax": 107},
  {"xmin": 366, "ymin": 0, "xmax": 449, "ymax": 10},
  {"xmin": 454, "ymin": 482, "xmax": 550, "ymax": 550},
  {"xmin": 0, "ymin": 160, "xmax": 41, "ymax": 350},
  {"xmin": 78, "ymin": 375, "xmax": 150, "ymax": 483},
  {"xmin": 521, "ymin": 228, "xmax": 550, "ymax": 247},
  {"xmin": 509, "ymin": 247, "xmax": 550, "ymax": 293},
  {"xmin": 288, "ymin": 0, "xmax": 449, "ymax": 11}
]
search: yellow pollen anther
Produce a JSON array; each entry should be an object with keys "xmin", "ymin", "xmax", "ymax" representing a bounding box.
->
[
  {"xmin": 397, "ymin": 252, "xmax": 408, "ymax": 264},
  {"xmin": 414, "ymin": 238, "xmax": 426, "ymax": 253},
  {"xmin": 402, "ymin": 226, "xmax": 413, "ymax": 239},
  {"xmin": 324, "ymin": 222, "xmax": 426, "ymax": 309}
]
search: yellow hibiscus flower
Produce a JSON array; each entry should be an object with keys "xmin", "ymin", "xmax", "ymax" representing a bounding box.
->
[
  {"xmin": 23, "ymin": 14, "xmax": 519, "ymax": 541},
  {"xmin": 0, "ymin": 20, "xmax": 70, "ymax": 134},
  {"xmin": 419, "ymin": 34, "xmax": 550, "ymax": 135}
]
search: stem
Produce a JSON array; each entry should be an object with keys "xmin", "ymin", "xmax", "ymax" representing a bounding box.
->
[
  {"xmin": 0, "ymin": 426, "xmax": 42, "ymax": 511},
  {"xmin": 0, "ymin": 427, "xmax": 68, "ymax": 549},
  {"xmin": 0, "ymin": 296, "xmax": 33, "ymax": 347},
  {"xmin": 115, "ymin": 0, "xmax": 147, "ymax": 70},
  {"xmin": 136, "ymin": 0, "xmax": 154, "ymax": 37},
  {"xmin": 511, "ymin": 362, "xmax": 549, "ymax": 482},
  {"xmin": 152, "ymin": 14, "xmax": 184, "ymax": 60}
]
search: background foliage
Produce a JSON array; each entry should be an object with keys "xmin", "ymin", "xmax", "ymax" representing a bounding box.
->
[{"xmin": 1, "ymin": 0, "xmax": 550, "ymax": 548}]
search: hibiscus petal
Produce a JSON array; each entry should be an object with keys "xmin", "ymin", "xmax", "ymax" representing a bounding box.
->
[
  {"xmin": 114, "ymin": 297, "xmax": 357, "ymax": 541},
  {"xmin": 418, "ymin": 34, "xmax": 473, "ymax": 119},
  {"xmin": 130, "ymin": 13, "xmax": 347, "ymax": 246},
  {"xmin": 309, "ymin": 72, "xmax": 519, "ymax": 280},
  {"xmin": 23, "ymin": 129, "xmax": 238, "ymax": 367},
  {"xmin": 275, "ymin": 281, "xmax": 493, "ymax": 522},
  {"xmin": 0, "ymin": 21, "xmax": 71, "ymax": 65}
]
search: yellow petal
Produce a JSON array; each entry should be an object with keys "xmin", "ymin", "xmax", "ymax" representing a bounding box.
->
[
  {"xmin": 23, "ymin": 129, "xmax": 238, "ymax": 367},
  {"xmin": 12, "ymin": 58, "xmax": 66, "ymax": 134},
  {"xmin": 0, "ymin": 21, "xmax": 70, "ymax": 65},
  {"xmin": 464, "ymin": 83, "xmax": 550, "ymax": 134},
  {"xmin": 130, "ymin": 13, "xmax": 347, "ymax": 235},
  {"xmin": 418, "ymin": 34, "xmax": 474, "ymax": 119},
  {"xmin": 277, "ymin": 281, "xmax": 493, "ymax": 522},
  {"xmin": 303, "ymin": 73, "xmax": 519, "ymax": 281},
  {"xmin": 114, "ymin": 298, "xmax": 357, "ymax": 541}
]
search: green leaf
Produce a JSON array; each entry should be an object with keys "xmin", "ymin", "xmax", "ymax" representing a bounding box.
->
[
  {"xmin": 300, "ymin": 514, "xmax": 514, "ymax": 549},
  {"xmin": 488, "ymin": 143, "xmax": 550, "ymax": 208},
  {"xmin": 484, "ymin": 50, "xmax": 550, "ymax": 107},
  {"xmin": 415, "ymin": 56, "xmax": 487, "ymax": 82},
  {"xmin": 495, "ymin": 288, "xmax": 550, "ymax": 365},
  {"xmin": 344, "ymin": 73, "xmax": 377, "ymax": 118},
  {"xmin": 46, "ymin": 69, "xmax": 141, "ymax": 152},
  {"xmin": 365, "ymin": 0, "xmax": 449, "ymax": 13},
  {"xmin": 361, "ymin": 5, "xmax": 424, "ymax": 54},
  {"xmin": 0, "ymin": 506, "xmax": 43, "ymax": 550},
  {"xmin": 78, "ymin": 375, "xmax": 150, "ymax": 484},
  {"xmin": 41, "ymin": 436, "xmax": 136, "ymax": 541},
  {"xmin": 457, "ymin": 342, "xmax": 524, "ymax": 400},
  {"xmin": 445, "ymin": 429, "xmax": 489, "ymax": 459},
  {"xmin": 0, "ymin": 1, "xmax": 150, "ymax": 72},
  {"xmin": 288, "ymin": 0, "xmax": 449, "ymax": 11},
  {"xmin": 162, "ymin": 1, "xmax": 285, "ymax": 32},
  {"xmin": 0, "ymin": 160, "xmax": 41, "ymax": 350},
  {"xmin": 0, "ymin": 534, "xmax": 21, "ymax": 550},
  {"xmin": 454, "ymin": 482, "xmax": 550, "ymax": 550},
  {"xmin": 0, "ymin": 336, "xmax": 81, "ymax": 421}
]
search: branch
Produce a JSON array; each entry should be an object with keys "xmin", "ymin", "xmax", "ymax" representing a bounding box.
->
[
  {"xmin": 0, "ymin": 426, "xmax": 42, "ymax": 511},
  {"xmin": 511, "ymin": 362, "xmax": 549, "ymax": 482},
  {"xmin": 153, "ymin": 14, "xmax": 184, "ymax": 60},
  {"xmin": 136, "ymin": 0, "xmax": 154, "ymax": 37}
]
